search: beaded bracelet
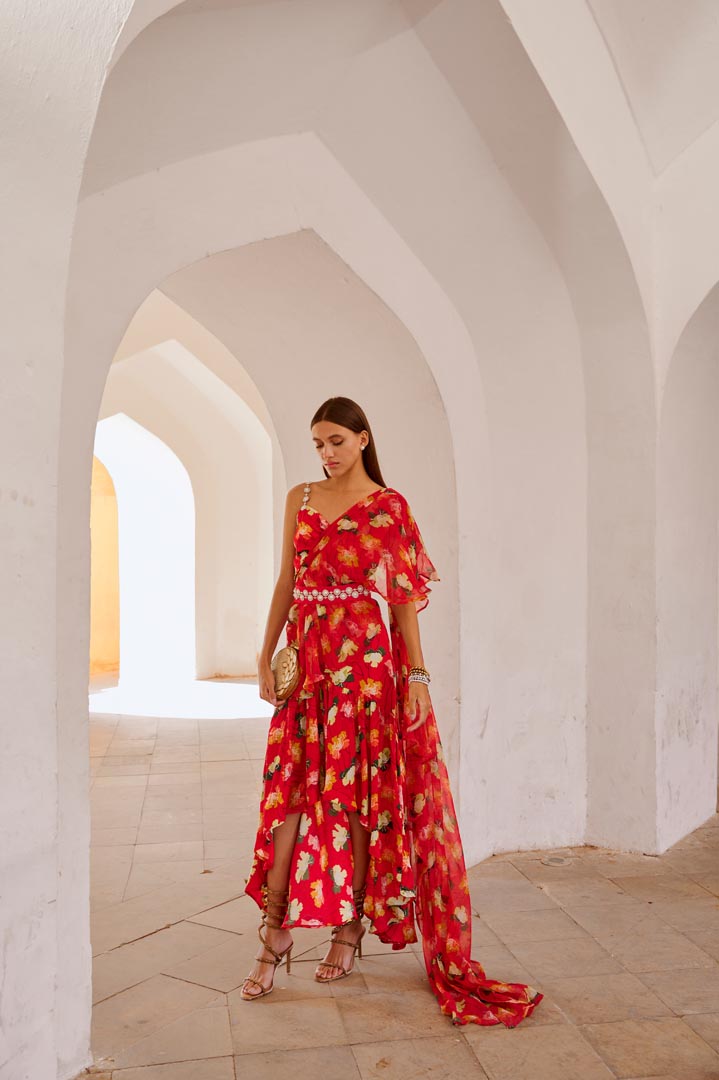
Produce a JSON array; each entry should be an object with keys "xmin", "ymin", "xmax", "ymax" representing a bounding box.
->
[{"xmin": 408, "ymin": 665, "xmax": 431, "ymax": 685}]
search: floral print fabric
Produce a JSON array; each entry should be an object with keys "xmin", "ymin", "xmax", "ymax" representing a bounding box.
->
[{"xmin": 245, "ymin": 485, "xmax": 542, "ymax": 1026}]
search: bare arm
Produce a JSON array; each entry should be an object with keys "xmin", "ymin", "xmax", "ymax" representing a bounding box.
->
[
  {"xmin": 257, "ymin": 485, "xmax": 305, "ymax": 704},
  {"xmin": 390, "ymin": 601, "xmax": 431, "ymax": 732},
  {"xmin": 389, "ymin": 602, "xmax": 425, "ymax": 668}
]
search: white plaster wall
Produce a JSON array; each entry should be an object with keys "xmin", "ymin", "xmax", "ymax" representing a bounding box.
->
[
  {"xmin": 408, "ymin": 0, "xmax": 658, "ymax": 851},
  {"xmin": 0, "ymin": 4, "xmax": 136, "ymax": 1077},
  {"xmin": 100, "ymin": 343, "xmax": 273, "ymax": 676},
  {"xmin": 656, "ymin": 290, "xmax": 719, "ymax": 851},
  {"xmin": 112, "ymin": 289, "xmax": 288, "ymax": 576},
  {"xmin": 587, "ymin": 0, "xmax": 719, "ymax": 174},
  {"xmin": 6, "ymin": 1, "xmax": 719, "ymax": 1075},
  {"xmin": 76, "ymin": 0, "xmax": 588, "ymax": 856}
]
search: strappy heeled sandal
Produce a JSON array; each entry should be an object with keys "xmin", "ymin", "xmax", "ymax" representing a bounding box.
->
[
  {"xmin": 240, "ymin": 884, "xmax": 293, "ymax": 1001},
  {"xmin": 314, "ymin": 884, "xmax": 367, "ymax": 983}
]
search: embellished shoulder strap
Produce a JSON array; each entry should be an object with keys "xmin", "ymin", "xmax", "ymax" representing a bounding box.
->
[{"xmin": 301, "ymin": 482, "xmax": 311, "ymax": 507}]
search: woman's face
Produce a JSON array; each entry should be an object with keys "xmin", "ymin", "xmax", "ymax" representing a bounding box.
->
[{"xmin": 311, "ymin": 421, "xmax": 367, "ymax": 477}]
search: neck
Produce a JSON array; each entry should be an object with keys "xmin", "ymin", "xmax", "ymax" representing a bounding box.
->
[{"xmin": 325, "ymin": 462, "xmax": 372, "ymax": 491}]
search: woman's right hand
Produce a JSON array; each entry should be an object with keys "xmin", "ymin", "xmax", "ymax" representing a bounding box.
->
[{"xmin": 258, "ymin": 658, "xmax": 280, "ymax": 707}]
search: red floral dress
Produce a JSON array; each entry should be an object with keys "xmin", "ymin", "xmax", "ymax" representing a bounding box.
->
[{"xmin": 245, "ymin": 484, "xmax": 542, "ymax": 1027}]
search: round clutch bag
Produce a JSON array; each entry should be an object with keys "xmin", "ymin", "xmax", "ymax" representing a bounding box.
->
[{"xmin": 270, "ymin": 643, "xmax": 300, "ymax": 701}]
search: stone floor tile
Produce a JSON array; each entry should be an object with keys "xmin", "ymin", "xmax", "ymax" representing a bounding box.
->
[
  {"xmin": 538, "ymin": 877, "xmax": 631, "ymax": 909},
  {"xmin": 150, "ymin": 761, "xmax": 202, "ymax": 774},
  {"xmin": 229, "ymin": 956, "xmax": 335, "ymax": 1002},
  {"xmin": 686, "ymin": 930, "xmax": 719, "ymax": 963},
  {"xmin": 92, "ymin": 883, "xmax": 132, "ymax": 913},
  {"xmin": 204, "ymin": 839, "xmax": 248, "ymax": 860},
  {"xmin": 187, "ymin": 895, "xmax": 263, "ymax": 935},
  {"xmin": 685, "ymin": 1013, "xmax": 719, "ymax": 1053},
  {"xmin": 111, "ymin": 1058, "xmax": 235, "ymax": 1080},
  {"xmin": 234, "ymin": 1044, "xmax": 361, "ymax": 1080},
  {"xmin": 609, "ymin": 873, "xmax": 714, "ymax": 904},
  {"xmin": 471, "ymin": 944, "xmax": 543, "ymax": 993},
  {"xmin": 85, "ymin": 715, "xmax": 719, "ymax": 1077},
  {"xmin": 136, "ymin": 824, "xmax": 204, "ymax": 844},
  {"xmin": 92, "ymin": 845, "xmax": 135, "ymax": 864},
  {"xmin": 327, "ymin": 968, "xmax": 371, "ymax": 998},
  {"xmin": 467, "ymin": 859, "xmax": 529, "ymax": 882},
  {"xmin": 697, "ymin": 831, "xmax": 719, "ymax": 849},
  {"xmin": 151, "ymin": 749, "xmax": 201, "ymax": 763},
  {"xmin": 91, "ymin": 879, "xmax": 244, "ymax": 954},
  {"xmin": 481, "ymin": 906, "xmax": 590, "ymax": 944},
  {"xmin": 604, "ymin": 923, "xmax": 716, "ymax": 973},
  {"xmin": 355, "ymin": 951, "xmax": 427, "ymax": 995},
  {"xmin": 121, "ymin": 865, "xmax": 197, "ymax": 901},
  {"xmin": 110, "ymin": 1003, "xmax": 232, "ymax": 1068},
  {"xmin": 97, "ymin": 765, "xmax": 150, "ymax": 778},
  {"xmin": 652, "ymin": 898, "xmax": 719, "ymax": 933},
  {"xmin": 581, "ymin": 851, "xmax": 669, "ymax": 879},
  {"xmin": 582, "ymin": 1018, "xmax": 719, "ymax": 1078},
  {"xmin": 91, "ymin": 973, "xmax": 222, "ymax": 1058},
  {"xmin": 509, "ymin": 937, "xmax": 623, "ymax": 980},
  {"xmin": 91, "ymin": 810, "xmax": 144, "ymax": 829},
  {"xmin": 147, "ymin": 772, "xmax": 201, "ymax": 786},
  {"xmin": 351, "ymin": 1034, "xmax": 485, "ymax": 1079},
  {"xmin": 93, "ymin": 775, "xmax": 149, "ymax": 788},
  {"xmin": 463, "ymin": 1023, "xmax": 613, "ymax": 1080},
  {"xmin": 638, "ymin": 966, "xmax": 719, "ymax": 1014},
  {"xmin": 536, "ymin": 972, "xmax": 672, "ymax": 1024},
  {"xmin": 230, "ymin": 996, "xmax": 346, "ymax": 1054},
  {"xmin": 567, "ymin": 900, "xmax": 661, "ymax": 944},
  {"xmin": 92, "ymin": 921, "xmax": 234, "ymax": 1003},
  {"xmin": 696, "ymin": 877, "xmax": 719, "ymax": 898},
  {"xmin": 510, "ymin": 855, "xmax": 605, "ymax": 884},
  {"xmin": 165, "ymin": 935, "xmax": 270, "ymax": 993},
  {"xmin": 336, "ymin": 988, "xmax": 450, "ymax": 1044},
  {"xmin": 470, "ymin": 879, "xmax": 557, "ymax": 913},
  {"xmin": 133, "ymin": 841, "xmax": 206, "ymax": 863},
  {"xmin": 662, "ymin": 849, "xmax": 719, "ymax": 878},
  {"xmin": 140, "ymin": 808, "xmax": 204, "ymax": 825},
  {"xmin": 91, "ymin": 828, "xmax": 138, "ymax": 847},
  {"xmin": 470, "ymin": 916, "xmax": 503, "ymax": 948}
]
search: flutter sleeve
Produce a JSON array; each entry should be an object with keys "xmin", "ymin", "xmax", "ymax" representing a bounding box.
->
[{"xmin": 365, "ymin": 490, "xmax": 440, "ymax": 612}]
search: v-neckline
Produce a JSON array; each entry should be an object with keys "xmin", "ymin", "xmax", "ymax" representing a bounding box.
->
[{"xmin": 304, "ymin": 486, "xmax": 388, "ymax": 529}]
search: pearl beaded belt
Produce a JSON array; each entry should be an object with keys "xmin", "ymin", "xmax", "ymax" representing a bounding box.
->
[{"xmin": 293, "ymin": 584, "xmax": 372, "ymax": 602}]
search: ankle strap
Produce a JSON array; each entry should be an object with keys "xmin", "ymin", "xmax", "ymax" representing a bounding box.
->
[
  {"xmin": 352, "ymin": 884, "xmax": 367, "ymax": 920},
  {"xmin": 261, "ymin": 883, "xmax": 289, "ymax": 928}
]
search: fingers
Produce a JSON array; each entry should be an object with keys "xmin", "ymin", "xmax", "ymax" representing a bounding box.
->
[
  {"xmin": 405, "ymin": 701, "xmax": 430, "ymax": 733},
  {"xmin": 259, "ymin": 680, "xmax": 280, "ymax": 707}
]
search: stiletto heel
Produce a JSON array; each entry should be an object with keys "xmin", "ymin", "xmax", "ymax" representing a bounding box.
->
[
  {"xmin": 314, "ymin": 884, "xmax": 367, "ymax": 982},
  {"xmin": 240, "ymin": 884, "xmax": 293, "ymax": 1001}
]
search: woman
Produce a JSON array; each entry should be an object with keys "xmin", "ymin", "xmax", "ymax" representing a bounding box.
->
[{"xmin": 241, "ymin": 396, "xmax": 542, "ymax": 1026}]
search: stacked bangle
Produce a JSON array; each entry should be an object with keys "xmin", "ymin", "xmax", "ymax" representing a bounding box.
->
[{"xmin": 408, "ymin": 665, "xmax": 430, "ymax": 685}]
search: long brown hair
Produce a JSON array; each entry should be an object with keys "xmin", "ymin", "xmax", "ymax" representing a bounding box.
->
[{"xmin": 311, "ymin": 396, "xmax": 386, "ymax": 486}]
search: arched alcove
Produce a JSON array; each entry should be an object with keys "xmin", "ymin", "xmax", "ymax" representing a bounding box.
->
[
  {"xmin": 94, "ymin": 412, "xmax": 197, "ymax": 687},
  {"xmin": 656, "ymin": 282, "xmax": 719, "ymax": 851},
  {"xmin": 0, "ymin": 2, "xmax": 678, "ymax": 1075}
]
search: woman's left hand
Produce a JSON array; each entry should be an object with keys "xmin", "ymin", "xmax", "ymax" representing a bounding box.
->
[{"xmin": 405, "ymin": 680, "xmax": 432, "ymax": 733}]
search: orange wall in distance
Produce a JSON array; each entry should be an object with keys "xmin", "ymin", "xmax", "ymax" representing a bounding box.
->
[{"xmin": 89, "ymin": 456, "xmax": 120, "ymax": 675}]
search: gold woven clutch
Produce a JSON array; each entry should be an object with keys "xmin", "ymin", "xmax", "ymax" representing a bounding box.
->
[{"xmin": 270, "ymin": 643, "xmax": 300, "ymax": 701}]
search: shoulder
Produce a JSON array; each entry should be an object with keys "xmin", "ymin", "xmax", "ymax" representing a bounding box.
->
[
  {"xmin": 285, "ymin": 482, "xmax": 309, "ymax": 513},
  {"xmin": 379, "ymin": 486, "xmax": 409, "ymax": 511}
]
